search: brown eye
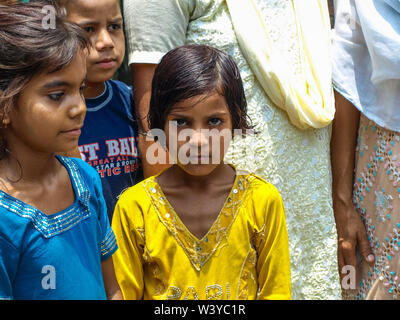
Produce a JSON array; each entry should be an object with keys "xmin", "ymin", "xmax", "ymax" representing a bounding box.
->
[
  {"xmin": 174, "ymin": 119, "xmax": 187, "ymax": 127},
  {"xmin": 208, "ymin": 118, "xmax": 222, "ymax": 126},
  {"xmin": 83, "ymin": 26, "xmax": 95, "ymax": 33},
  {"xmin": 108, "ymin": 23, "xmax": 122, "ymax": 31},
  {"xmin": 48, "ymin": 92, "xmax": 64, "ymax": 101}
]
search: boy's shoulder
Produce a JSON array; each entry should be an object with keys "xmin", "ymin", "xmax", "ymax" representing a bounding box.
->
[
  {"xmin": 85, "ymin": 80, "xmax": 135, "ymax": 119},
  {"xmin": 107, "ymin": 80, "xmax": 135, "ymax": 113},
  {"xmin": 84, "ymin": 80, "xmax": 132, "ymax": 110},
  {"xmin": 107, "ymin": 79, "xmax": 133, "ymax": 98}
]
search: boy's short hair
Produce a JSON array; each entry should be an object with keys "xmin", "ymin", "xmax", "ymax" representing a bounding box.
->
[{"xmin": 149, "ymin": 45, "xmax": 252, "ymax": 132}]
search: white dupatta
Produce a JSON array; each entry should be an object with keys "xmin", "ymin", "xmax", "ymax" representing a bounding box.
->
[{"xmin": 226, "ymin": 0, "xmax": 335, "ymax": 130}]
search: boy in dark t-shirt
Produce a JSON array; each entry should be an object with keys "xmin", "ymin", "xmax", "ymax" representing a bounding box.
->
[
  {"xmin": 79, "ymin": 80, "xmax": 143, "ymax": 220},
  {"xmin": 62, "ymin": 0, "xmax": 143, "ymax": 220}
]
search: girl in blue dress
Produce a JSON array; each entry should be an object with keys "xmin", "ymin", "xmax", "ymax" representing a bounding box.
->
[{"xmin": 0, "ymin": 2, "xmax": 122, "ymax": 300}]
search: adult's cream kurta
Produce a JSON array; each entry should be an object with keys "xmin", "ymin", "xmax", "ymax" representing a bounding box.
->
[{"xmin": 112, "ymin": 172, "xmax": 291, "ymax": 300}]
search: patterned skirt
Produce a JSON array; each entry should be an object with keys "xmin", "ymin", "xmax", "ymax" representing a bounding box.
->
[{"xmin": 348, "ymin": 114, "xmax": 400, "ymax": 299}]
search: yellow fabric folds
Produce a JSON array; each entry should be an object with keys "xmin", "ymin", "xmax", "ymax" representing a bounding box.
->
[{"xmin": 226, "ymin": 0, "xmax": 335, "ymax": 130}]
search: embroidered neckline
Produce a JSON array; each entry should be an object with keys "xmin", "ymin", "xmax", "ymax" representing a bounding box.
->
[
  {"xmin": 0, "ymin": 155, "xmax": 91, "ymax": 238},
  {"xmin": 144, "ymin": 169, "xmax": 251, "ymax": 271}
]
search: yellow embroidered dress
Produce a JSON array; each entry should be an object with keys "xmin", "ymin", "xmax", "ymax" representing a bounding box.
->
[{"xmin": 112, "ymin": 172, "xmax": 291, "ymax": 300}]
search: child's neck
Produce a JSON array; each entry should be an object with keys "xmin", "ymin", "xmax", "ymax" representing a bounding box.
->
[
  {"xmin": 2, "ymin": 151, "xmax": 59, "ymax": 184},
  {"xmin": 0, "ymin": 150, "xmax": 75, "ymax": 216},
  {"xmin": 84, "ymin": 81, "xmax": 106, "ymax": 99}
]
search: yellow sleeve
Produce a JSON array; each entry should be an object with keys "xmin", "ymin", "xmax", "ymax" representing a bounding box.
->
[
  {"xmin": 111, "ymin": 188, "xmax": 145, "ymax": 300},
  {"xmin": 253, "ymin": 182, "xmax": 292, "ymax": 300}
]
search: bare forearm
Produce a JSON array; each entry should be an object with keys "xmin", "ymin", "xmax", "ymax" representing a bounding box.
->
[
  {"xmin": 101, "ymin": 257, "xmax": 123, "ymax": 300},
  {"xmin": 331, "ymin": 90, "xmax": 360, "ymax": 215},
  {"xmin": 132, "ymin": 63, "xmax": 171, "ymax": 178},
  {"xmin": 132, "ymin": 64, "xmax": 157, "ymax": 133},
  {"xmin": 331, "ymin": 90, "xmax": 375, "ymax": 266},
  {"xmin": 328, "ymin": 0, "xmax": 334, "ymax": 27}
]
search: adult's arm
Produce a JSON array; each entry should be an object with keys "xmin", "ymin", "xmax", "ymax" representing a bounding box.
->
[
  {"xmin": 132, "ymin": 64, "xmax": 171, "ymax": 178},
  {"xmin": 331, "ymin": 90, "xmax": 374, "ymax": 285},
  {"xmin": 123, "ymin": 0, "xmax": 194, "ymax": 177},
  {"xmin": 328, "ymin": 0, "xmax": 334, "ymax": 26}
]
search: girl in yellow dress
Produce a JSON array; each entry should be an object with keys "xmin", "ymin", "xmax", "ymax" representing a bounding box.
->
[{"xmin": 111, "ymin": 45, "xmax": 291, "ymax": 300}]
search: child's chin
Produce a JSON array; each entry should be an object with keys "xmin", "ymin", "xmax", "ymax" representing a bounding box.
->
[
  {"xmin": 88, "ymin": 69, "xmax": 117, "ymax": 83},
  {"xmin": 178, "ymin": 163, "xmax": 219, "ymax": 177},
  {"xmin": 55, "ymin": 146, "xmax": 80, "ymax": 158}
]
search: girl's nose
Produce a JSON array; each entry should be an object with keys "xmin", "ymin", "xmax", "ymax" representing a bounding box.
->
[
  {"xmin": 188, "ymin": 129, "xmax": 209, "ymax": 147},
  {"xmin": 68, "ymin": 96, "xmax": 86, "ymax": 119}
]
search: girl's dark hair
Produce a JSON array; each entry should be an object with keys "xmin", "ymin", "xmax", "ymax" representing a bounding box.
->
[
  {"xmin": 0, "ymin": 1, "xmax": 90, "ymax": 158},
  {"xmin": 149, "ymin": 45, "xmax": 252, "ymax": 131}
]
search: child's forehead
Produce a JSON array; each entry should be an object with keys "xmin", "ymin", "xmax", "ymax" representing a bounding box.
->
[
  {"xmin": 169, "ymin": 92, "xmax": 229, "ymax": 115},
  {"xmin": 65, "ymin": 0, "xmax": 122, "ymax": 18},
  {"xmin": 35, "ymin": 52, "xmax": 87, "ymax": 83}
]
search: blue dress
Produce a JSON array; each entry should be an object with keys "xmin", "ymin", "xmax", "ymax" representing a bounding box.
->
[{"xmin": 0, "ymin": 156, "xmax": 118, "ymax": 300}]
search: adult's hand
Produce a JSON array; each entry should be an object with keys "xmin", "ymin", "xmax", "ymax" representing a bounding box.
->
[{"xmin": 334, "ymin": 201, "xmax": 374, "ymax": 284}]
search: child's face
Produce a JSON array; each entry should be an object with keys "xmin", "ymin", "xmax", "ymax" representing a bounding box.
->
[
  {"xmin": 164, "ymin": 93, "xmax": 233, "ymax": 177},
  {"xmin": 65, "ymin": 0, "xmax": 125, "ymax": 84},
  {"xmin": 5, "ymin": 52, "xmax": 87, "ymax": 155}
]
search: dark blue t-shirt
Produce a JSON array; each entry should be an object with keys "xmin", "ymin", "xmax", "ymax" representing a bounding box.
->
[{"xmin": 78, "ymin": 80, "xmax": 143, "ymax": 221}]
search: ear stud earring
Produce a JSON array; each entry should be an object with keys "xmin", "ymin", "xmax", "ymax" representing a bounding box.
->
[{"xmin": 1, "ymin": 118, "xmax": 10, "ymax": 128}]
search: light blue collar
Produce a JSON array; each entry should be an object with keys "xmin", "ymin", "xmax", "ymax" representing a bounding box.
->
[{"xmin": 0, "ymin": 155, "xmax": 91, "ymax": 238}]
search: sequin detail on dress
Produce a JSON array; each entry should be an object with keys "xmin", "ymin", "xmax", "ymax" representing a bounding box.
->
[{"xmin": 347, "ymin": 115, "xmax": 400, "ymax": 300}]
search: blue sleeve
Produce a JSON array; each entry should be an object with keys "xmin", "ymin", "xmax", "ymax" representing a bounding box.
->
[
  {"xmin": 0, "ymin": 236, "xmax": 18, "ymax": 300},
  {"xmin": 91, "ymin": 164, "xmax": 118, "ymax": 261},
  {"xmin": 73, "ymin": 157, "xmax": 118, "ymax": 262}
]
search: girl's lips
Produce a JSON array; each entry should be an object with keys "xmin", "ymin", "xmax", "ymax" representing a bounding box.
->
[{"xmin": 61, "ymin": 128, "xmax": 81, "ymax": 136}]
